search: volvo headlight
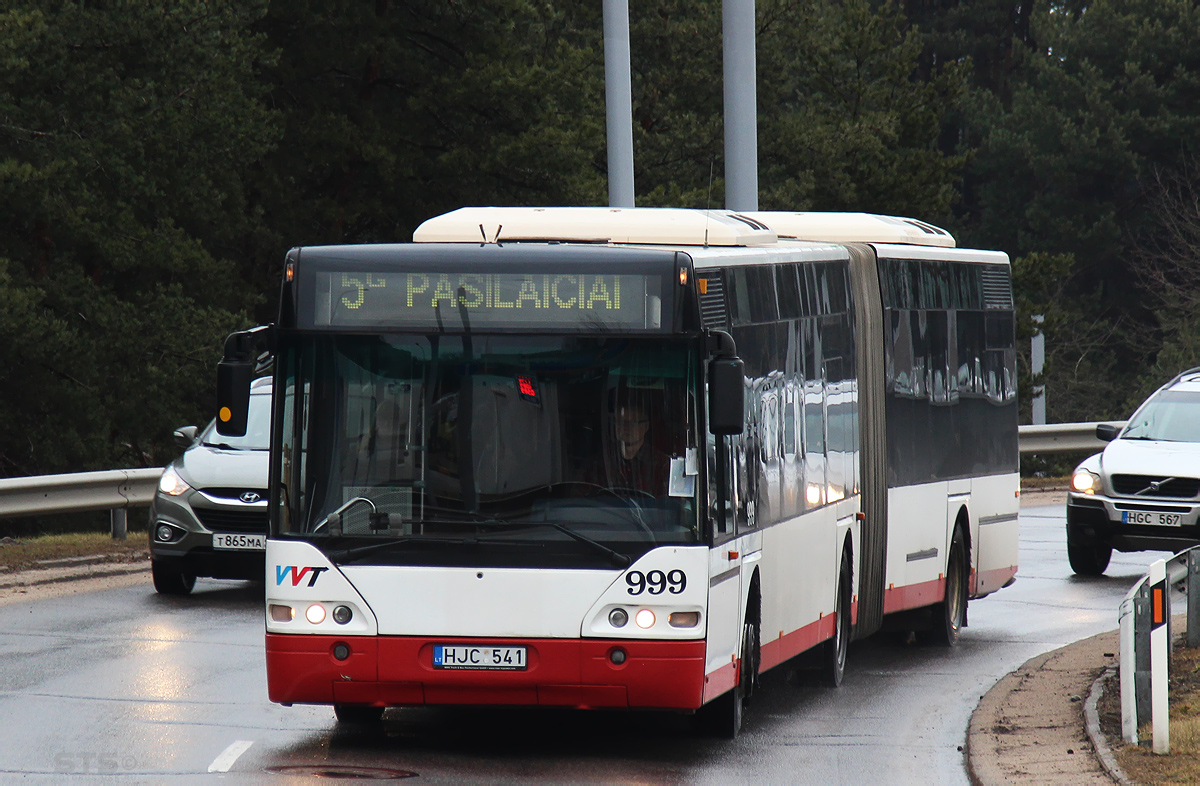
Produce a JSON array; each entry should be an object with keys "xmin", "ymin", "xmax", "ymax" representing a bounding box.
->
[
  {"xmin": 158, "ymin": 466, "xmax": 191, "ymax": 496},
  {"xmin": 1071, "ymin": 470, "xmax": 1100, "ymax": 494}
]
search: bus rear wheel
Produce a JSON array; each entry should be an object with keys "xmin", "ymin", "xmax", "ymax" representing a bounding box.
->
[
  {"xmin": 926, "ymin": 526, "xmax": 967, "ymax": 646},
  {"xmin": 821, "ymin": 549, "xmax": 852, "ymax": 686}
]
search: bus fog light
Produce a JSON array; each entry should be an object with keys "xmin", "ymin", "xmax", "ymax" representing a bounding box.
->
[
  {"xmin": 635, "ymin": 609, "xmax": 655, "ymax": 629},
  {"xmin": 305, "ymin": 604, "xmax": 326, "ymax": 624},
  {"xmin": 269, "ymin": 604, "xmax": 295, "ymax": 622},
  {"xmin": 333, "ymin": 643, "xmax": 351, "ymax": 661},
  {"xmin": 668, "ymin": 611, "xmax": 701, "ymax": 628},
  {"xmin": 332, "ymin": 605, "xmax": 353, "ymax": 625},
  {"xmin": 610, "ymin": 647, "xmax": 627, "ymax": 665},
  {"xmin": 608, "ymin": 608, "xmax": 628, "ymax": 628}
]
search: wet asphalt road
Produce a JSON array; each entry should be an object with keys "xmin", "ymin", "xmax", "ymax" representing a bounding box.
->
[{"xmin": 0, "ymin": 504, "xmax": 1166, "ymax": 783}]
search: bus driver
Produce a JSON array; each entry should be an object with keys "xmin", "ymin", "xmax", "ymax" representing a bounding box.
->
[{"xmin": 606, "ymin": 396, "xmax": 671, "ymax": 496}]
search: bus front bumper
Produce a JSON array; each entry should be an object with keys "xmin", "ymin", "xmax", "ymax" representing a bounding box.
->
[{"xmin": 266, "ymin": 633, "xmax": 707, "ymax": 711}]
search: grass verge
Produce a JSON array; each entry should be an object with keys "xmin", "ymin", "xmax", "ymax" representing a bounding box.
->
[
  {"xmin": 0, "ymin": 531, "xmax": 149, "ymax": 573},
  {"xmin": 1100, "ymin": 643, "xmax": 1200, "ymax": 782}
]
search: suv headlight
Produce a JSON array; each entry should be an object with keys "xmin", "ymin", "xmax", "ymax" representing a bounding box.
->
[
  {"xmin": 158, "ymin": 466, "xmax": 191, "ymax": 496},
  {"xmin": 1071, "ymin": 470, "xmax": 1101, "ymax": 494}
]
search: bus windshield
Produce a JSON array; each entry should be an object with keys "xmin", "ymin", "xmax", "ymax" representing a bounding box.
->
[{"xmin": 275, "ymin": 334, "xmax": 701, "ymax": 567}]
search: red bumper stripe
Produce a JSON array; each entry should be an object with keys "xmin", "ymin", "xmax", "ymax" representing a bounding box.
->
[{"xmin": 267, "ymin": 634, "xmax": 706, "ymax": 711}]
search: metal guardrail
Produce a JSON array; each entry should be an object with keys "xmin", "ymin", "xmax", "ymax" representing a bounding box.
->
[
  {"xmin": 0, "ymin": 468, "xmax": 162, "ymax": 539},
  {"xmin": 0, "ymin": 420, "xmax": 1123, "ymax": 539},
  {"xmin": 1017, "ymin": 421, "xmax": 1127, "ymax": 454},
  {"xmin": 1119, "ymin": 546, "xmax": 1200, "ymax": 752}
]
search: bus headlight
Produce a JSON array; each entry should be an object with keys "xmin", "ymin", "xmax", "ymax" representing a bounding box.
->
[
  {"xmin": 305, "ymin": 603, "xmax": 327, "ymax": 624},
  {"xmin": 635, "ymin": 609, "xmax": 656, "ymax": 629},
  {"xmin": 608, "ymin": 608, "xmax": 629, "ymax": 628},
  {"xmin": 332, "ymin": 605, "xmax": 354, "ymax": 625},
  {"xmin": 1072, "ymin": 470, "xmax": 1100, "ymax": 494}
]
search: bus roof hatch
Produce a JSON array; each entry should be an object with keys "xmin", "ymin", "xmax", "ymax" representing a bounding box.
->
[
  {"xmin": 413, "ymin": 207, "xmax": 779, "ymax": 247},
  {"xmin": 745, "ymin": 212, "xmax": 956, "ymax": 248}
]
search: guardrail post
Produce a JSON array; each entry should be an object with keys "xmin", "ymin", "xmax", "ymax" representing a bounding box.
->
[
  {"xmin": 111, "ymin": 507, "xmax": 127, "ymax": 541},
  {"xmin": 1190, "ymin": 550, "xmax": 1200, "ymax": 649},
  {"xmin": 1135, "ymin": 583, "xmax": 1153, "ymax": 729}
]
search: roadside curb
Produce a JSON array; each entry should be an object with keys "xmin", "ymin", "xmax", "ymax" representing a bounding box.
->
[
  {"xmin": 1084, "ymin": 665, "xmax": 1132, "ymax": 784},
  {"xmin": 966, "ymin": 630, "xmax": 1120, "ymax": 784}
]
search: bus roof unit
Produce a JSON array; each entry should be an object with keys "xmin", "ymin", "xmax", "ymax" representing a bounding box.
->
[
  {"xmin": 413, "ymin": 206, "xmax": 778, "ymax": 247},
  {"xmin": 744, "ymin": 211, "xmax": 956, "ymax": 248}
]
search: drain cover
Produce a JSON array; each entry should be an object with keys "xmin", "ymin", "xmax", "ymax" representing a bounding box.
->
[{"xmin": 264, "ymin": 765, "xmax": 418, "ymax": 779}]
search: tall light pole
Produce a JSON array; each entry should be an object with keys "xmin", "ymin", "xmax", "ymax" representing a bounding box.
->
[
  {"xmin": 603, "ymin": 0, "xmax": 635, "ymax": 208},
  {"xmin": 723, "ymin": 0, "xmax": 758, "ymax": 212}
]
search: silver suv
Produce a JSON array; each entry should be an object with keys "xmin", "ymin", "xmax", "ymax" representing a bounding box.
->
[
  {"xmin": 1067, "ymin": 368, "xmax": 1200, "ymax": 575},
  {"xmin": 149, "ymin": 378, "xmax": 271, "ymax": 594}
]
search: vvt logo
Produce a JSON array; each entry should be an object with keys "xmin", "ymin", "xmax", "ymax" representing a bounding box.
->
[{"xmin": 275, "ymin": 565, "xmax": 329, "ymax": 587}]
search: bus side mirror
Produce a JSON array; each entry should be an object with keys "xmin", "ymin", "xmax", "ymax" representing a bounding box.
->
[
  {"xmin": 215, "ymin": 325, "xmax": 273, "ymax": 437},
  {"xmin": 216, "ymin": 359, "xmax": 254, "ymax": 436},
  {"xmin": 709, "ymin": 357, "xmax": 745, "ymax": 435}
]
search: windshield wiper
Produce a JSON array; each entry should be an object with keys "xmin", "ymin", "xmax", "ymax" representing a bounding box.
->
[
  {"xmin": 483, "ymin": 520, "xmax": 631, "ymax": 568},
  {"xmin": 327, "ymin": 536, "xmax": 470, "ymax": 564}
]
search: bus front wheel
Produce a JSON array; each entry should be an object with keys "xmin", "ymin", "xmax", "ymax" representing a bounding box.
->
[{"xmin": 694, "ymin": 615, "xmax": 758, "ymax": 738}]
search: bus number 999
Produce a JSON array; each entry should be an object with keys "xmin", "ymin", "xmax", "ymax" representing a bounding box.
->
[{"xmin": 626, "ymin": 570, "xmax": 686, "ymax": 595}]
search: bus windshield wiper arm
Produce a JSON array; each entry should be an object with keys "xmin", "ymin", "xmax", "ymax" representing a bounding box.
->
[
  {"xmin": 486, "ymin": 520, "xmax": 631, "ymax": 568},
  {"xmin": 327, "ymin": 535, "xmax": 469, "ymax": 564}
]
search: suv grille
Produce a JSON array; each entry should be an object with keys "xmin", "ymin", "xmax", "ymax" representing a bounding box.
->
[
  {"xmin": 194, "ymin": 508, "xmax": 268, "ymax": 533},
  {"xmin": 1111, "ymin": 474, "xmax": 1200, "ymax": 498}
]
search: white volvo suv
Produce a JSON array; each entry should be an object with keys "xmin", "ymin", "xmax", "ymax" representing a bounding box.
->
[{"xmin": 1067, "ymin": 368, "xmax": 1200, "ymax": 575}]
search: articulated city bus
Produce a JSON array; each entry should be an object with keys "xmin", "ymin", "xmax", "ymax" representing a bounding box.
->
[{"xmin": 215, "ymin": 207, "xmax": 1019, "ymax": 736}]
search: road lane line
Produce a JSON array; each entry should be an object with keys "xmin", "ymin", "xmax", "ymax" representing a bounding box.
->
[{"xmin": 208, "ymin": 740, "xmax": 254, "ymax": 773}]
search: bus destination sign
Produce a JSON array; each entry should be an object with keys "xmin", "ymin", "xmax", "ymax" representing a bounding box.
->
[{"xmin": 315, "ymin": 271, "xmax": 662, "ymax": 330}]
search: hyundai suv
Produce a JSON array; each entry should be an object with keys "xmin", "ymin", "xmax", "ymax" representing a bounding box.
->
[
  {"xmin": 1067, "ymin": 368, "xmax": 1200, "ymax": 575},
  {"xmin": 149, "ymin": 377, "xmax": 271, "ymax": 594}
]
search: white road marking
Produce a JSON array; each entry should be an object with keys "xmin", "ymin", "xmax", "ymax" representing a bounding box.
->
[{"xmin": 208, "ymin": 740, "xmax": 255, "ymax": 773}]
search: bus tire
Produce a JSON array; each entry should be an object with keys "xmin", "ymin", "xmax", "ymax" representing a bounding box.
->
[
  {"xmin": 926, "ymin": 526, "xmax": 967, "ymax": 646},
  {"xmin": 821, "ymin": 548, "xmax": 852, "ymax": 687},
  {"xmin": 334, "ymin": 704, "xmax": 384, "ymax": 725},
  {"xmin": 152, "ymin": 560, "xmax": 195, "ymax": 596},
  {"xmin": 694, "ymin": 616, "xmax": 757, "ymax": 738},
  {"xmin": 1066, "ymin": 522, "xmax": 1111, "ymax": 576}
]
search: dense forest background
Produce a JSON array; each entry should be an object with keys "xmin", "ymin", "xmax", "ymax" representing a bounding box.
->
[{"xmin": 1, "ymin": 0, "xmax": 1198, "ymax": 478}]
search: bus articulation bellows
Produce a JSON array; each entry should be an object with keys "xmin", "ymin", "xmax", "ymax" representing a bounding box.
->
[{"xmin": 216, "ymin": 207, "xmax": 1019, "ymax": 736}]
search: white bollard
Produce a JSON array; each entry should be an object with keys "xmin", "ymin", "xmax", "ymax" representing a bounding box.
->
[{"xmin": 1150, "ymin": 558, "xmax": 1169, "ymax": 754}]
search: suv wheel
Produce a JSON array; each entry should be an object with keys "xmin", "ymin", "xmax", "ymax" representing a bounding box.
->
[
  {"xmin": 152, "ymin": 560, "xmax": 196, "ymax": 595},
  {"xmin": 1066, "ymin": 523, "xmax": 1112, "ymax": 576}
]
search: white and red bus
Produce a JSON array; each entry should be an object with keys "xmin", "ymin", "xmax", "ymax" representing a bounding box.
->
[{"xmin": 215, "ymin": 207, "xmax": 1019, "ymax": 736}]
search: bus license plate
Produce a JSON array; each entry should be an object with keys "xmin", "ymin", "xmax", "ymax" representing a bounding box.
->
[
  {"xmin": 433, "ymin": 645, "xmax": 527, "ymax": 671},
  {"xmin": 1122, "ymin": 511, "xmax": 1183, "ymax": 526},
  {"xmin": 212, "ymin": 532, "xmax": 266, "ymax": 551}
]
